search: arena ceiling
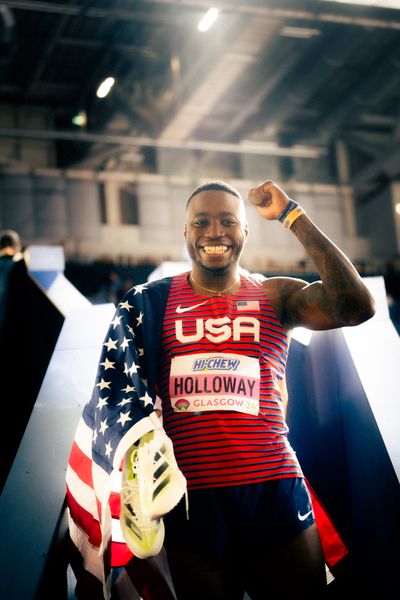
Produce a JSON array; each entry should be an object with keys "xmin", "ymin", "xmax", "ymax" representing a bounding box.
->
[{"xmin": 0, "ymin": 0, "xmax": 400, "ymax": 202}]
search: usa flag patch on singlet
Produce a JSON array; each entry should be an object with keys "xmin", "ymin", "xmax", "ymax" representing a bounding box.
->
[{"xmin": 236, "ymin": 300, "xmax": 260, "ymax": 311}]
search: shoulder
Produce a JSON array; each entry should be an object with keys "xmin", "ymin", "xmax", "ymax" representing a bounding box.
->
[
  {"xmin": 143, "ymin": 275, "xmax": 174, "ymax": 292},
  {"xmin": 121, "ymin": 276, "xmax": 173, "ymax": 309},
  {"xmin": 262, "ymin": 275, "xmax": 309, "ymax": 293},
  {"xmin": 261, "ymin": 275, "xmax": 310, "ymax": 324},
  {"xmin": 118, "ymin": 277, "xmax": 174, "ymax": 333}
]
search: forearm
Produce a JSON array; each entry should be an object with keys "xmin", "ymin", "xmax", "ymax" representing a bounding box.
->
[{"xmin": 247, "ymin": 179, "xmax": 376, "ymax": 327}]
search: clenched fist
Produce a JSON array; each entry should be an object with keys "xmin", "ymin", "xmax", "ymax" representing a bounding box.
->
[{"xmin": 247, "ymin": 180, "xmax": 292, "ymax": 221}]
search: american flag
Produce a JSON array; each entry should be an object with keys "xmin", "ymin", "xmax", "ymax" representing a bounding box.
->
[
  {"xmin": 236, "ymin": 300, "xmax": 260, "ymax": 311},
  {"xmin": 66, "ymin": 279, "xmax": 170, "ymax": 597}
]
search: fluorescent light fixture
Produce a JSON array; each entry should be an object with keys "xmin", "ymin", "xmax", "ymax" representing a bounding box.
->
[
  {"xmin": 280, "ymin": 26, "xmax": 321, "ymax": 38},
  {"xmin": 198, "ymin": 7, "xmax": 219, "ymax": 32},
  {"xmin": 319, "ymin": 0, "xmax": 400, "ymax": 9},
  {"xmin": 170, "ymin": 56, "xmax": 181, "ymax": 75},
  {"xmin": 96, "ymin": 76, "xmax": 116, "ymax": 99}
]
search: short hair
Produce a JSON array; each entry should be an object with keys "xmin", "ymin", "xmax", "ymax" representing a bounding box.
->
[
  {"xmin": 186, "ymin": 180, "xmax": 243, "ymax": 209},
  {"xmin": 0, "ymin": 229, "xmax": 21, "ymax": 250}
]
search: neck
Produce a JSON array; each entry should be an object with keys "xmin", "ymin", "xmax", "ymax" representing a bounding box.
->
[{"xmin": 189, "ymin": 272, "xmax": 240, "ymax": 296}]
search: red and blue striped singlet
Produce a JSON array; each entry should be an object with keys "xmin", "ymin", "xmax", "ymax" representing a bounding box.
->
[{"xmin": 156, "ymin": 271, "xmax": 303, "ymax": 490}]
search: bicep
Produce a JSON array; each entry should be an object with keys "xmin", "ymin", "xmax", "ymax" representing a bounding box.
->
[{"xmin": 283, "ymin": 280, "xmax": 347, "ymax": 330}]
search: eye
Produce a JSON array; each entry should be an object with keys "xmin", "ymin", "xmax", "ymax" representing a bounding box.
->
[
  {"xmin": 193, "ymin": 219, "xmax": 208, "ymax": 227},
  {"xmin": 222, "ymin": 218, "xmax": 237, "ymax": 226}
]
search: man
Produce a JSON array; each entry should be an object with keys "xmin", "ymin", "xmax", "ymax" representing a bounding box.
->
[{"xmin": 66, "ymin": 180, "xmax": 375, "ymax": 599}]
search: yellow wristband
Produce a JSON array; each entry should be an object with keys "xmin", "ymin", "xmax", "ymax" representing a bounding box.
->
[{"xmin": 282, "ymin": 205, "xmax": 305, "ymax": 229}]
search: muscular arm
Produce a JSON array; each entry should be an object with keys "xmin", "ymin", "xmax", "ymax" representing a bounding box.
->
[{"xmin": 248, "ymin": 181, "xmax": 376, "ymax": 331}]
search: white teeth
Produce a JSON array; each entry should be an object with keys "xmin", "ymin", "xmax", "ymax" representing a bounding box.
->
[{"xmin": 203, "ymin": 245, "xmax": 227, "ymax": 254}]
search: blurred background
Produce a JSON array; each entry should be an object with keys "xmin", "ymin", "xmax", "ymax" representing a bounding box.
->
[{"xmin": 0, "ymin": 0, "xmax": 399, "ymax": 304}]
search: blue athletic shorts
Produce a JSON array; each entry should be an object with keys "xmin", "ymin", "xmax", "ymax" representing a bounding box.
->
[{"xmin": 163, "ymin": 476, "xmax": 315, "ymax": 560}]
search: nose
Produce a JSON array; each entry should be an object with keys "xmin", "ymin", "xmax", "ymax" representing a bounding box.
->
[{"xmin": 206, "ymin": 219, "xmax": 224, "ymax": 238}]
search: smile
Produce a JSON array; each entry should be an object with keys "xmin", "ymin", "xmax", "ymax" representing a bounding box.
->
[{"xmin": 202, "ymin": 245, "xmax": 229, "ymax": 255}]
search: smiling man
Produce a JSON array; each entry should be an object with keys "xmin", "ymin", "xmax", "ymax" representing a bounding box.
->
[
  {"xmin": 66, "ymin": 179, "xmax": 375, "ymax": 600},
  {"xmin": 157, "ymin": 180, "xmax": 375, "ymax": 599}
]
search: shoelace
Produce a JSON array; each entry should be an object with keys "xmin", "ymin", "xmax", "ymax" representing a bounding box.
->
[{"xmin": 123, "ymin": 428, "xmax": 189, "ymax": 520}]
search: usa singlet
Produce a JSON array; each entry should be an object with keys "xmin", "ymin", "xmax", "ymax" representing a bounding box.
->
[{"xmin": 156, "ymin": 271, "xmax": 303, "ymax": 490}]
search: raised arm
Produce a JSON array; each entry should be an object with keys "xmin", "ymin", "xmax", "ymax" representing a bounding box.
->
[{"xmin": 247, "ymin": 180, "xmax": 376, "ymax": 330}]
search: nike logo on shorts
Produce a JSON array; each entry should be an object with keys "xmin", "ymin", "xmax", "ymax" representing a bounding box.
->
[
  {"xmin": 176, "ymin": 300, "xmax": 210, "ymax": 313},
  {"xmin": 298, "ymin": 509, "xmax": 313, "ymax": 521}
]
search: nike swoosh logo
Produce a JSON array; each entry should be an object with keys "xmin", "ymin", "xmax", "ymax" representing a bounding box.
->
[
  {"xmin": 176, "ymin": 300, "xmax": 210, "ymax": 313},
  {"xmin": 298, "ymin": 509, "xmax": 313, "ymax": 522}
]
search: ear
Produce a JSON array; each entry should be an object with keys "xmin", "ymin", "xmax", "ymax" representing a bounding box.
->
[
  {"xmin": 244, "ymin": 222, "xmax": 249, "ymax": 240},
  {"xmin": 184, "ymin": 223, "xmax": 188, "ymax": 239}
]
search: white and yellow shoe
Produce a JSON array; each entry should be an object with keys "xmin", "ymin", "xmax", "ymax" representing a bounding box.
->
[{"xmin": 120, "ymin": 427, "xmax": 187, "ymax": 558}]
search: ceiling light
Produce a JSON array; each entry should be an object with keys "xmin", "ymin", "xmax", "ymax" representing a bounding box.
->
[
  {"xmin": 170, "ymin": 56, "xmax": 181, "ymax": 76},
  {"xmin": 96, "ymin": 76, "xmax": 115, "ymax": 99},
  {"xmin": 71, "ymin": 110, "xmax": 87, "ymax": 127},
  {"xmin": 395, "ymin": 202, "xmax": 400, "ymax": 215},
  {"xmin": 319, "ymin": 1, "xmax": 400, "ymax": 9},
  {"xmin": 280, "ymin": 26, "xmax": 321, "ymax": 38},
  {"xmin": 198, "ymin": 7, "xmax": 219, "ymax": 32}
]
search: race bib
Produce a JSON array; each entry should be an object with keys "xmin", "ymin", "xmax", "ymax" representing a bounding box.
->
[{"xmin": 169, "ymin": 352, "xmax": 260, "ymax": 416}]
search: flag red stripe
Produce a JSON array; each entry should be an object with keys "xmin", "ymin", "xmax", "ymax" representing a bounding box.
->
[
  {"xmin": 66, "ymin": 486, "xmax": 103, "ymax": 548},
  {"xmin": 111, "ymin": 541, "xmax": 133, "ymax": 567},
  {"xmin": 109, "ymin": 491, "xmax": 121, "ymax": 518},
  {"xmin": 68, "ymin": 440, "xmax": 93, "ymax": 488},
  {"xmin": 307, "ymin": 479, "xmax": 348, "ymax": 568}
]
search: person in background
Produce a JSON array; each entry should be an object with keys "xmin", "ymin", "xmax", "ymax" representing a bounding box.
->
[
  {"xmin": 66, "ymin": 180, "xmax": 375, "ymax": 600},
  {"xmin": 0, "ymin": 229, "xmax": 25, "ymax": 490},
  {"xmin": 107, "ymin": 269, "xmax": 125, "ymax": 304},
  {"xmin": 0, "ymin": 228, "xmax": 24, "ymax": 329},
  {"xmin": 0, "ymin": 229, "xmax": 23, "ymax": 261}
]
